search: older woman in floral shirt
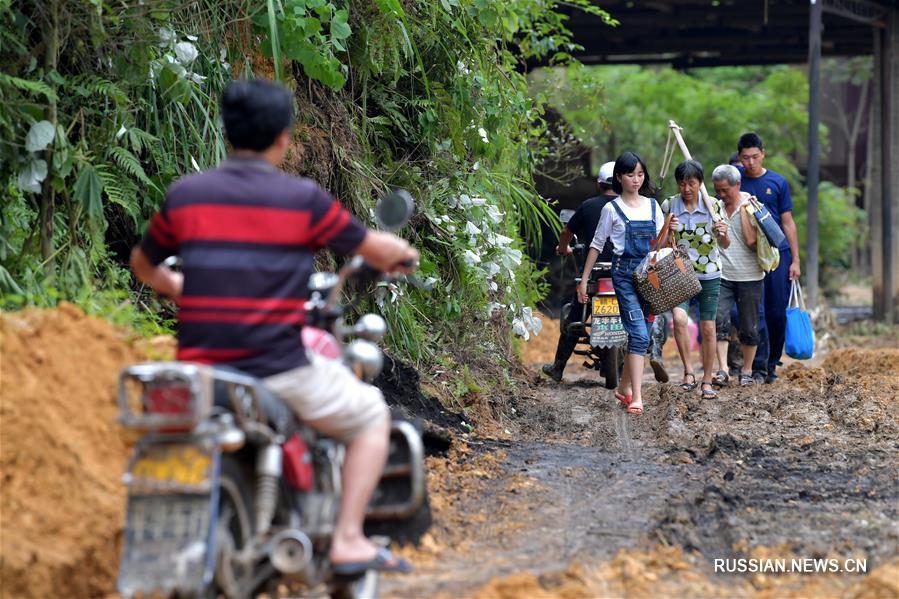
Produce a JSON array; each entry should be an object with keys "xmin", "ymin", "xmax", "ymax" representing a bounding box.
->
[{"xmin": 663, "ymin": 160, "xmax": 730, "ymax": 399}]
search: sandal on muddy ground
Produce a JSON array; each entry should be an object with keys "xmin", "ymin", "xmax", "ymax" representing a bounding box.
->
[
  {"xmin": 332, "ymin": 548, "xmax": 414, "ymax": 577},
  {"xmin": 700, "ymin": 382, "xmax": 717, "ymax": 399},
  {"xmin": 712, "ymin": 370, "xmax": 730, "ymax": 387},
  {"xmin": 614, "ymin": 389, "xmax": 633, "ymax": 407},
  {"xmin": 680, "ymin": 372, "xmax": 698, "ymax": 391},
  {"xmin": 627, "ymin": 398, "xmax": 643, "ymax": 414},
  {"xmin": 739, "ymin": 373, "xmax": 755, "ymax": 387}
]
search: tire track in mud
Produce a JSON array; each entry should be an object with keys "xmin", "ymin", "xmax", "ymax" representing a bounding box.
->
[{"xmin": 386, "ymin": 357, "xmax": 899, "ymax": 598}]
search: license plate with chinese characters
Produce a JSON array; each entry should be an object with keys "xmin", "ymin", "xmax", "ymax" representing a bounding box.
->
[
  {"xmin": 592, "ymin": 295, "xmax": 620, "ymax": 317},
  {"xmin": 118, "ymin": 442, "xmax": 219, "ymax": 597}
]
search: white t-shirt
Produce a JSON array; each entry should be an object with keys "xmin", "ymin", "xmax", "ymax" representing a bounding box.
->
[
  {"xmin": 590, "ymin": 196, "xmax": 665, "ymax": 256},
  {"xmin": 720, "ymin": 193, "xmax": 764, "ymax": 281}
]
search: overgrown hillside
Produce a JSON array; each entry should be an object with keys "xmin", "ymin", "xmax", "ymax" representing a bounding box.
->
[{"xmin": 1, "ymin": 0, "xmax": 612, "ymax": 396}]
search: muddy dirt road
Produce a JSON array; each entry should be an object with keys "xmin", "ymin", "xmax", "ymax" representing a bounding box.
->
[
  {"xmin": 386, "ymin": 345, "xmax": 899, "ymax": 598},
  {"xmin": 2, "ymin": 306, "xmax": 897, "ymax": 598}
]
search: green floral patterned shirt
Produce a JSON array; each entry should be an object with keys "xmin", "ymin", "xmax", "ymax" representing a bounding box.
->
[{"xmin": 661, "ymin": 193, "xmax": 723, "ymax": 281}]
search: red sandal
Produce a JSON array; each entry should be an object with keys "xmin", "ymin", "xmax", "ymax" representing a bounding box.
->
[{"xmin": 614, "ymin": 389, "xmax": 632, "ymax": 407}]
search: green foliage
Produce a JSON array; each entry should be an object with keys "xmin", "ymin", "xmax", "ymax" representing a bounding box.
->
[
  {"xmin": 1, "ymin": 0, "xmax": 614, "ymax": 389},
  {"xmin": 1, "ymin": 1, "xmax": 231, "ymax": 320}
]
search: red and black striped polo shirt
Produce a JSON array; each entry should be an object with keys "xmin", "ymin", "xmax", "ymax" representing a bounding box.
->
[{"xmin": 140, "ymin": 157, "xmax": 366, "ymax": 377}]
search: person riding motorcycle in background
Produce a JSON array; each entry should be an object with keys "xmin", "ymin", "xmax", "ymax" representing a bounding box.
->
[
  {"xmin": 542, "ymin": 161, "xmax": 616, "ymax": 382},
  {"xmin": 129, "ymin": 78, "xmax": 418, "ymax": 576}
]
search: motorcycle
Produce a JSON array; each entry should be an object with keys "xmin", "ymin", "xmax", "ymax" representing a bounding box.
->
[
  {"xmin": 116, "ymin": 191, "xmax": 425, "ymax": 599},
  {"xmin": 559, "ymin": 209, "xmax": 626, "ymax": 389}
]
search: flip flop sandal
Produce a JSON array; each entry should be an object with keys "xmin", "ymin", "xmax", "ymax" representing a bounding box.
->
[
  {"xmin": 700, "ymin": 383, "xmax": 717, "ymax": 400},
  {"xmin": 332, "ymin": 548, "xmax": 414, "ymax": 577},
  {"xmin": 614, "ymin": 390, "xmax": 633, "ymax": 407},
  {"xmin": 680, "ymin": 373, "xmax": 698, "ymax": 391},
  {"xmin": 712, "ymin": 370, "xmax": 730, "ymax": 387},
  {"xmin": 627, "ymin": 399, "xmax": 644, "ymax": 415}
]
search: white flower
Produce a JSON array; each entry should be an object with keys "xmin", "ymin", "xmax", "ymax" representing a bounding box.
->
[
  {"xmin": 470, "ymin": 197, "xmax": 487, "ymax": 206},
  {"xmin": 186, "ymin": 34, "xmax": 198, "ymax": 42},
  {"xmin": 457, "ymin": 194, "xmax": 471, "ymax": 207},
  {"xmin": 159, "ymin": 27, "xmax": 176, "ymax": 47},
  {"xmin": 484, "ymin": 261, "xmax": 501, "ymax": 277},
  {"xmin": 489, "ymin": 281, "xmax": 498, "ymax": 291},
  {"xmin": 174, "ymin": 41, "xmax": 199, "ymax": 65},
  {"xmin": 486, "ymin": 302, "xmax": 504, "ymax": 317},
  {"xmin": 462, "ymin": 250, "xmax": 481, "ymax": 266},
  {"xmin": 478, "ymin": 127, "xmax": 489, "ymax": 143},
  {"xmin": 512, "ymin": 317, "xmax": 529, "ymax": 340},
  {"xmin": 464, "ymin": 221, "xmax": 481, "ymax": 236},
  {"xmin": 189, "ymin": 72, "xmax": 207, "ymax": 84},
  {"xmin": 501, "ymin": 248, "xmax": 523, "ymax": 267},
  {"xmin": 472, "ymin": 161, "xmax": 480, "ymax": 171},
  {"xmin": 446, "ymin": 224, "xmax": 457, "ymax": 233},
  {"xmin": 116, "ymin": 125, "xmax": 128, "ymax": 141},
  {"xmin": 486, "ymin": 205, "xmax": 504, "ymax": 224},
  {"xmin": 492, "ymin": 233, "xmax": 513, "ymax": 247}
]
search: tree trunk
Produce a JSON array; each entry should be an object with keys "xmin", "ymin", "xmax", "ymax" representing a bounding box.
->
[{"xmin": 40, "ymin": 0, "xmax": 60, "ymax": 278}]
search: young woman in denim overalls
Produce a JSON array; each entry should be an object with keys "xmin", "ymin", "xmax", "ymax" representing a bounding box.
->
[{"xmin": 577, "ymin": 152, "xmax": 678, "ymax": 414}]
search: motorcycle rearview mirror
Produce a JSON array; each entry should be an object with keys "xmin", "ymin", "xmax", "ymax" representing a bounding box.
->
[
  {"xmin": 375, "ymin": 189, "xmax": 414, "ymax": 231},
  {"xmin": 308, "ymin": 272, "xmax": 340, "ymax": 294}
]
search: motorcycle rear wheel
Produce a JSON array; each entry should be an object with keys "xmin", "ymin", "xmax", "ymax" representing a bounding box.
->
[
  {"xmin": 205, "ymin": 455, "xmax": 262, "ymax": 599},
  {"xmin": 600, "ymin": 346, "xmax": 623, "ymax": 390}
]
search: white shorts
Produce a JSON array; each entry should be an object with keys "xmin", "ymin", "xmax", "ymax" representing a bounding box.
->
[{"xmin": 263, "ymin": 354, "xmax": 388, "ymax": 442}]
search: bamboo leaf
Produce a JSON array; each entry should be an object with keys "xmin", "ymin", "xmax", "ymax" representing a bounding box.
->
[{"xmin": 73, "ymin": 165, "xmax": 103, "ymax": 231}]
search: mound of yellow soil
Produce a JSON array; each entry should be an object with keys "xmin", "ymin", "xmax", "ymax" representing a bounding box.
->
[
  {"xmin": 823, "ymin": 348, "xmax": 899, "ymax": 377},
  {"xmin": 0, "ymin": 303, "xmax": 145, "ymax": 598}
]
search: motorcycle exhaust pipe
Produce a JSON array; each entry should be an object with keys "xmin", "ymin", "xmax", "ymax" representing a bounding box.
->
[{"xmin": 269, "ymin": 529, "xmax": 313, "ymax": 575}]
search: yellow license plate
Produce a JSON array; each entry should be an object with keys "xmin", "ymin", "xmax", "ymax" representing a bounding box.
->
[
  {"xmin": 131, "ymin": 443, "xmax": 212, "ymax": 487},
  {"xmin": 593, "ymin": 295, "xmax": 620, "ymax": 317}
]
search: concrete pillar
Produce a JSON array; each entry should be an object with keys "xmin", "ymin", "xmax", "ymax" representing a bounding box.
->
[{"xmin": 870, "ymin": 8, "xmax": 899, "ymax": 323}]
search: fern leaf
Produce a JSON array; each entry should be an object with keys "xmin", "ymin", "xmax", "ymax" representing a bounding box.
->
[
  {"xmin": 108, "ymin": 146, "xmax": 158, "ymax": 191},
  {"xmin": 69, "ymin": 75, "xmax": 129, "ymax": 105},
  {"xmin": 96, "ymin": 164, "xmax": 141, "ymax": 225},
  {"xmin": 0, "ymin": 73, "xmax": 58, "ymax": 101}
]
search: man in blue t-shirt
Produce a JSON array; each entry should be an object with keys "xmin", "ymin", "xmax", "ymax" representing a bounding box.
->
[{"xmin": 736, "ymin": 133, "xmax": 802, "ymax": 384}]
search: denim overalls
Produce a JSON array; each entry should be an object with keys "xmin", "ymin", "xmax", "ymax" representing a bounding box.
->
[{"xmin": 610, "ymin": 199, "xmax": 657, "ymax": 355}]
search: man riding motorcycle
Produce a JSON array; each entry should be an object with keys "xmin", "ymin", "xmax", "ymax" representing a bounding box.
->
[
  {"xmin": 542, "ymin": 162, "xmax": 616, "ymax": 381},
  {"xmin": 129, "ymin": 78, "xmax": 418, "ymax": 576}
]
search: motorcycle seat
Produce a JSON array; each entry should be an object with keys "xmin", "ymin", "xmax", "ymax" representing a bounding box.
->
[{"xmin": 210, "ymin": 366, "xmax": 298, "ymax": 435}]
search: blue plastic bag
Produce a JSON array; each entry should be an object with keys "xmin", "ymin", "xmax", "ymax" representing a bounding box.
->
[{"xmin": 785, "ymin": 280, "xmax": 814, "ymax": 360}]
